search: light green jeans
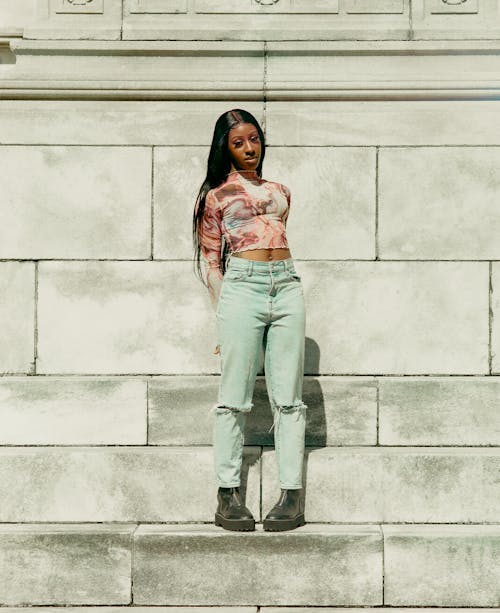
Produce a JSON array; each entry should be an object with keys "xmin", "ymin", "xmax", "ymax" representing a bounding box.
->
[{"xmin": 212, "ymin": 255, "xmax": 307, "ymax": 489}]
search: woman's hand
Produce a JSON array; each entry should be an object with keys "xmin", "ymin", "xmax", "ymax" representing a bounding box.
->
[{"xmin": 213, "ymin": 344, "xmax": 220, "ymax": 355}]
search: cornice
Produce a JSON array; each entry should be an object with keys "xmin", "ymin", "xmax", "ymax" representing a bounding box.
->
[{"xmin": 1, "ymin": 39, "xmax": 500, "ymax": 101}]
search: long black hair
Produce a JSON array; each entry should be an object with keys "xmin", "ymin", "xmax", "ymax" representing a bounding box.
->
[{"xmin": 192, "ymin": 108, "xmax": 266, "ymax": 288}]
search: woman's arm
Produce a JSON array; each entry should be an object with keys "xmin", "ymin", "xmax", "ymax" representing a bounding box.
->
[
  {"xmin": 282, "ymin": 183, "xmax": 291, "ymax": 226},
  {"xmin": 199, "ymin": 189, "xmax": 224, "ymax": 312}
]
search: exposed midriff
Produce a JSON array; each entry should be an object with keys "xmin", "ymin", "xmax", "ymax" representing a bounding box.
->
[{"xmin": 232, "ymin": 247, "xmax": 291, "ymax": 261}]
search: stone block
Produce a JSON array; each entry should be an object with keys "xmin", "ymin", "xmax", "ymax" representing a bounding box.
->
[
  {"xmin": 0, "ymin": 100, "xmax": 264, "ymax": 146},
  {"xmin": 412, "ymin": 0, "xmax": 500, "ymax": 40},
  {"xmin": 36, "ymin": 261, "xmax": 219, "ymax": 374},
  {"xmin": 133, "ymin": 524, "xmax": 383, "ymax": 605},
  {"xmin": 123, "ymin": 1, "xmax": 408, "ymax": 40},
  {"xmin": 24, "ymin": 0, "xmax": 122, "ymax": 40},
  {"xmin": 266, "ymin": 100, "xmax": 500, "ymax": 146},
  {"xmin": 3, "ymin": 40, "xmax": 264, "ymax": 98},
  {"xmin": 379, "ymin": 376, "xmax": 500, "ymax": 445},
  {"xmin": 0, "ymin": 446, "xmax": 260, "ymax": 522},
  {"xmin": 0, "ymin": 262, "xmax": 35, "ymax": 375},
  {"xmin": 379, "ymin": 147, "xmax": 500, "ymax": 259},
  {"xmin": 0, "ymin": 524, "xmax": 134, "ymax": 605},
  {"xmin": 265, "ymin": 41, "xmax": 500, "ymax": 100},
  {"xmin": 263, "ymin": 447, "xmax": 500, "ymax": 522},
  {"xmin": 264, "ymin": 146, "xmax": 376, "ymax": 259},
  {"xmin": 154, "ymin": 145, "xmax": 210, "ymax": 260},
  {"xmin": 0, "ymin": 145, "xmax": 151, "ymax": 259},
  {"xmin": 0, "ymin": 376, "xmax": 147, "ymax": 445},
  {"xmin": 384, "ymin": 524, "xmax": 500, "ymax": 606},
  {"xmin": 490, "ymin": 263, "xmax": 500, "ymax": 374},
  {"xmin": 149, "ymin": 375, "xmax": 377, "ymax": 446},
  {"xmin": 299, "ymin": 261, "xmax": 488, "ymax": 375},
  {"xmin": 0, "ymin": 0, "xmax": 36, "ymax": 35}
]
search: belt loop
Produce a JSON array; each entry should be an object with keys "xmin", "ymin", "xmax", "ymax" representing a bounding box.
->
[{"xmin": 248, "ymin": 260, "xmax": 253, "ymax": 276}]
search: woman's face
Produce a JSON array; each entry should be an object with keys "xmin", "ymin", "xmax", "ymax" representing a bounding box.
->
[{"xmin": 227, "ymin": 122, "xmax": 262, "ymax": 172}]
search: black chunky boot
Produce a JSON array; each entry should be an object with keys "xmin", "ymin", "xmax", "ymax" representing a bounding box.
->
[
  {"xmin": 263, "ymin": 488, "xmax": 306, "ymax": 531},
  {"xmin": 214, "ymin": 486, "xmax": 256, "ymax": 531}
]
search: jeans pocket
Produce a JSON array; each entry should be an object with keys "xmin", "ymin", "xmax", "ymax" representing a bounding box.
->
[
  {"xmin": 286, "ymin": 269, "xmax": 302, "ymax": 282},
  {"xmin": 225, "ymin": 269, "xmax": 247, "ymax": 281}
]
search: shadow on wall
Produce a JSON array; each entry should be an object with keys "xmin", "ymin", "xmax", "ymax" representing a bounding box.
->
[
  {"xmin": 247, "ymin": 335, "xmax": 326, "ymax": 447},
  {"xmin": 0, "ymin": 46, "xmax": 16, "ymax": 64}
]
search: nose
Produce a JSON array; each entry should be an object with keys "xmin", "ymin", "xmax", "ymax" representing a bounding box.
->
[{"xmin": 244, "ymin": 139, "xmax": 255, "ymax": 153}]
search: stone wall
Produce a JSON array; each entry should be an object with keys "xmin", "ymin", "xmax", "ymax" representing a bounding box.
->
[{"xmin": 0, "ymin": 0, "xmax": 500, "ymax": 607}]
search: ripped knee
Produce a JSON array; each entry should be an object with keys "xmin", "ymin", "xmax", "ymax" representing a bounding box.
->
[
  {"xmin": 276, "ymin": 401, "xmax": 308, "ymax": 413},
  {"xmin": 268, "ymin": 401, "xmax": 308, "ymax": 433},
  {"xmin": 211, "ymin": 403, "xmax": 253, "ymax": 415}
]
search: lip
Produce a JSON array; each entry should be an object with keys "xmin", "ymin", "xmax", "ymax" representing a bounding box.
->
[{"xmin": 245, "ymin": 157, "xmax": 257, "ymax": 162}]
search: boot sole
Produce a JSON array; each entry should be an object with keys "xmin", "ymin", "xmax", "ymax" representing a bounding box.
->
[
  {"xmin": 263, "ymin": 513, "xmax": 306, "ymax": 531},
  {"xmin": 215, "ymin": 512, "xmax": 255, "ymax": 531}
]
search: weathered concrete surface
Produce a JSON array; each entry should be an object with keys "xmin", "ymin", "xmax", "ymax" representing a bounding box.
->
[
  {"xmin": 267, "ymin": 99, "xmax": 500, "ymax": 145},
  {"xmin": 0, "ymin": 145, "xmax": 151, "ymax": 259},
  {"xmin": 263, "ymin": 447, "xmax": 500, "ymax": 522},
  {"xmin": 0, "ymin": 376, "xmax": 147, "ymax": 445},
  {"xmin": 0, "ymin": 262, "xmax": 35, "ymax": 375},
  {"xmin": 133, "ymin": 524, "xmax": 383, "ymax": 605},
  {"xmin": 379, "ymin": 147, "xmax": 500, "ymax": 259},
  {"xmin": 0, "ymin": 524, "xmax": 134, "ymax": 605},
  {"xmin": 35, "ymin": 260, "xmax": 488, "ymax": 375},
  {"xmin": 149, "ymin": 375, "xmax": 377, "ymax": 446},
  {"xmin": 379, "ymin": 376, "xmax": 500, "ymax": 445},
  {"xmin": 384, "ymin": 524, "xmax": 500, "ymax": 606},
  {"xmin": 299, "ymin": 260, "xmax": 488, "ymax": 375},
  {"xmin": 0, "ymin": 101, "xmax": 264, "ymax": 145},
  {"xmin": 0, "ymin": 447, "xmax": 260, "ymax": 522},
  {"xmin": 264, "ymin": 145, "xmax": 376, "ymax": 260}
]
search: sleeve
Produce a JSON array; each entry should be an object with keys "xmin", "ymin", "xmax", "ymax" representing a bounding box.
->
[
  {"xmin": 282, "ymin": 184, "xmax": 291, "ymax": 226},
  {"xmin": 199, "ymin": 189, "xmax": 224, "ymax": 311}
]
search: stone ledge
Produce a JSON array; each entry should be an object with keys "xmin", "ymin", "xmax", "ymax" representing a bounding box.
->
[
  {"xmin": 0, "ymin": 523, "xmax": 135, "ymax": 605},
  {"xmin": 2, "ymin": 40, "xmax": 500, "ymax": 101},
  {"xmin": 3, "ymin": 374, "xmax": 500, "ymax": 447},
  {"xmin": 133, "ymin": 523, "xmax": 383, "ymax": 605},
  {"xmin": 1, "ymin": 523, "xmax": 499, "ymax": 605},
  {"xmin": 383, "ymin": 524, "xmax": 500, "ymax": 606},
  {"xmin": 0, "ymin": 609, "xmax": 499, "ymax": 613}
]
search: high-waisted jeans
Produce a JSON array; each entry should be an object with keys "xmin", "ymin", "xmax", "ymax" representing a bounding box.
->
[{"xmin": 211, "ymin": 254, "xmax": 307, "ymax": 489}]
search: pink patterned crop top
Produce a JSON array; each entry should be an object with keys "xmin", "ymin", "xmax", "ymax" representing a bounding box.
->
[{"xmin": 199, "ymin": 169, "xmax": 291, "ymax": 311}]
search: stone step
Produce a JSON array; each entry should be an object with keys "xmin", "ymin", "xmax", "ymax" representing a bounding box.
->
[
  {"xmin": 1, "ymin": 524, "xmax": 500, "ymax": 606},
  {"xmin": 3, "ymin": 375, "xmax": 500, "ymax": 447},
  {"xmin": 1, "ymin": 610, "xmax": 500, "ymax": 613},
  {"xmin": 264, "ymin": 446, "xmax": 500, "ymax": 523},
  {"xmin": 0, "ymin": 610, "xmax": 499, "ymax": 613},
  {"xmin": 0, "ymin": 446, "xmax": 499, "ymax": 522}
]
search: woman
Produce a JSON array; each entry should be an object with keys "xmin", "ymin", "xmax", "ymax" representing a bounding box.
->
[{"xmin": 193, "ymin": 109, "xmax": 307, "ymax": 532}]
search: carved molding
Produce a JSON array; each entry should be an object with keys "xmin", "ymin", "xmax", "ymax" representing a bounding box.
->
[
  {"xmin": 129, "ymin": 0, "xmax": 187, "ymax": 13},
  {"xmin": 194, "ymin": 0, "xmax": 340, "ymax": 13},
  {"xmin": 3, "ymin": 40, "xmax": 500, "ymax": 102},
  {"xmin": 346, "ymin": 0, "xmax": 404, "ymax": 13},
  {"xmin": 55, "ymin": 0, "xmax": 104, "ymax": 13},
  {"xmin": 429, "ymin": 0, "xmax": 478, "ymax": 13},
  {"xmin": 10, "ymin": 0, "xmax": 497, "ymax": 40}
]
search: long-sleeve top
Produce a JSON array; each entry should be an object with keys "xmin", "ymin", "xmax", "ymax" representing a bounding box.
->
[{"xmin": 199, "ymin": 169, "xmax": 291, "ymax": 311}]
